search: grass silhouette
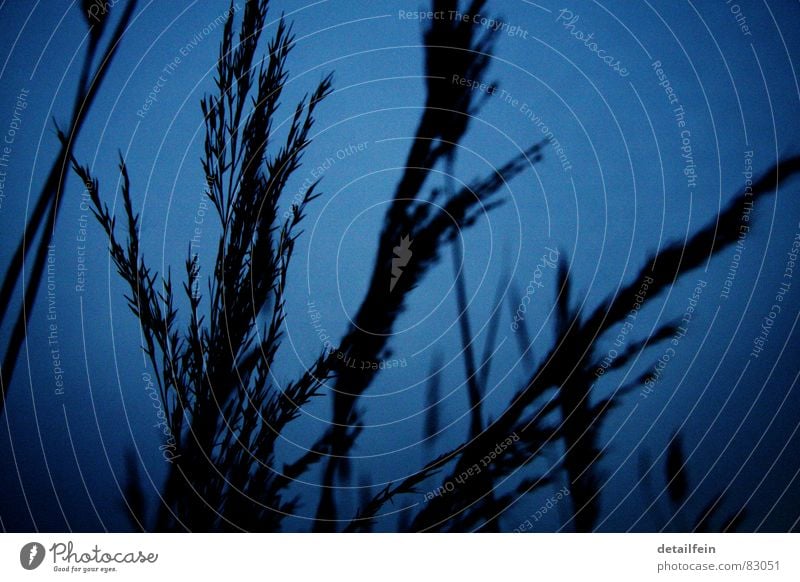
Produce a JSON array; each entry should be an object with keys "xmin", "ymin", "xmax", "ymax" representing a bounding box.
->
[
  {"xmin": 0, "ymin": 0, "xmax": 138, "ymax": 414},
  {"xmin": 58, "ymin": 0, "xmax": 800, "ymax": 532}
]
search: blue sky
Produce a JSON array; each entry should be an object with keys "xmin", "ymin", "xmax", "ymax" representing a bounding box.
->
[{"xmin": 1, "ymin": 0, "xmax": 799, "ymax": 532}]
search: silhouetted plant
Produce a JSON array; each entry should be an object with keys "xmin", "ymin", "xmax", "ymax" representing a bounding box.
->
[
  {"xmin": 64, "ymin": 0, "xmax": 800, "ymax": 533},
  {"xmin": 637, "ymin": 432, "xmax": 746, "ymax": 532},
  {"xmin": 68, "ymin": 0, "xmax": 334, "ymax": 531},
  {"xmin": 0, "ymin": 0, "xmax": 138, "ymax": 413},
  {"xmin": 349, "ymin": 156, "xmax": 800, "ymax": 532}
]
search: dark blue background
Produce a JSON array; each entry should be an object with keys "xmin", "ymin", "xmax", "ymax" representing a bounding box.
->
[{"xmin": 1, "ymin": 0, "xmax": 799, "ymax": 532}]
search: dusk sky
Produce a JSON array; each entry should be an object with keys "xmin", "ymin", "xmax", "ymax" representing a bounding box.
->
[{"xmin": 1, "ymin": 0, "xmax": 799, "ymax": 533}]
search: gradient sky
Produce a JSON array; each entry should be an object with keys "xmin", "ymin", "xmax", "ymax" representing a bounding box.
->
[{"xmin": 1, "ymin": 0, "xmax": 799, "ymax": 532}]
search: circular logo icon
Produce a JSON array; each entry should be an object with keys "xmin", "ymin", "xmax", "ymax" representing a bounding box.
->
[{"xmin": 19, "ymin": 542, "xmax": 45, "ymax": 570}]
